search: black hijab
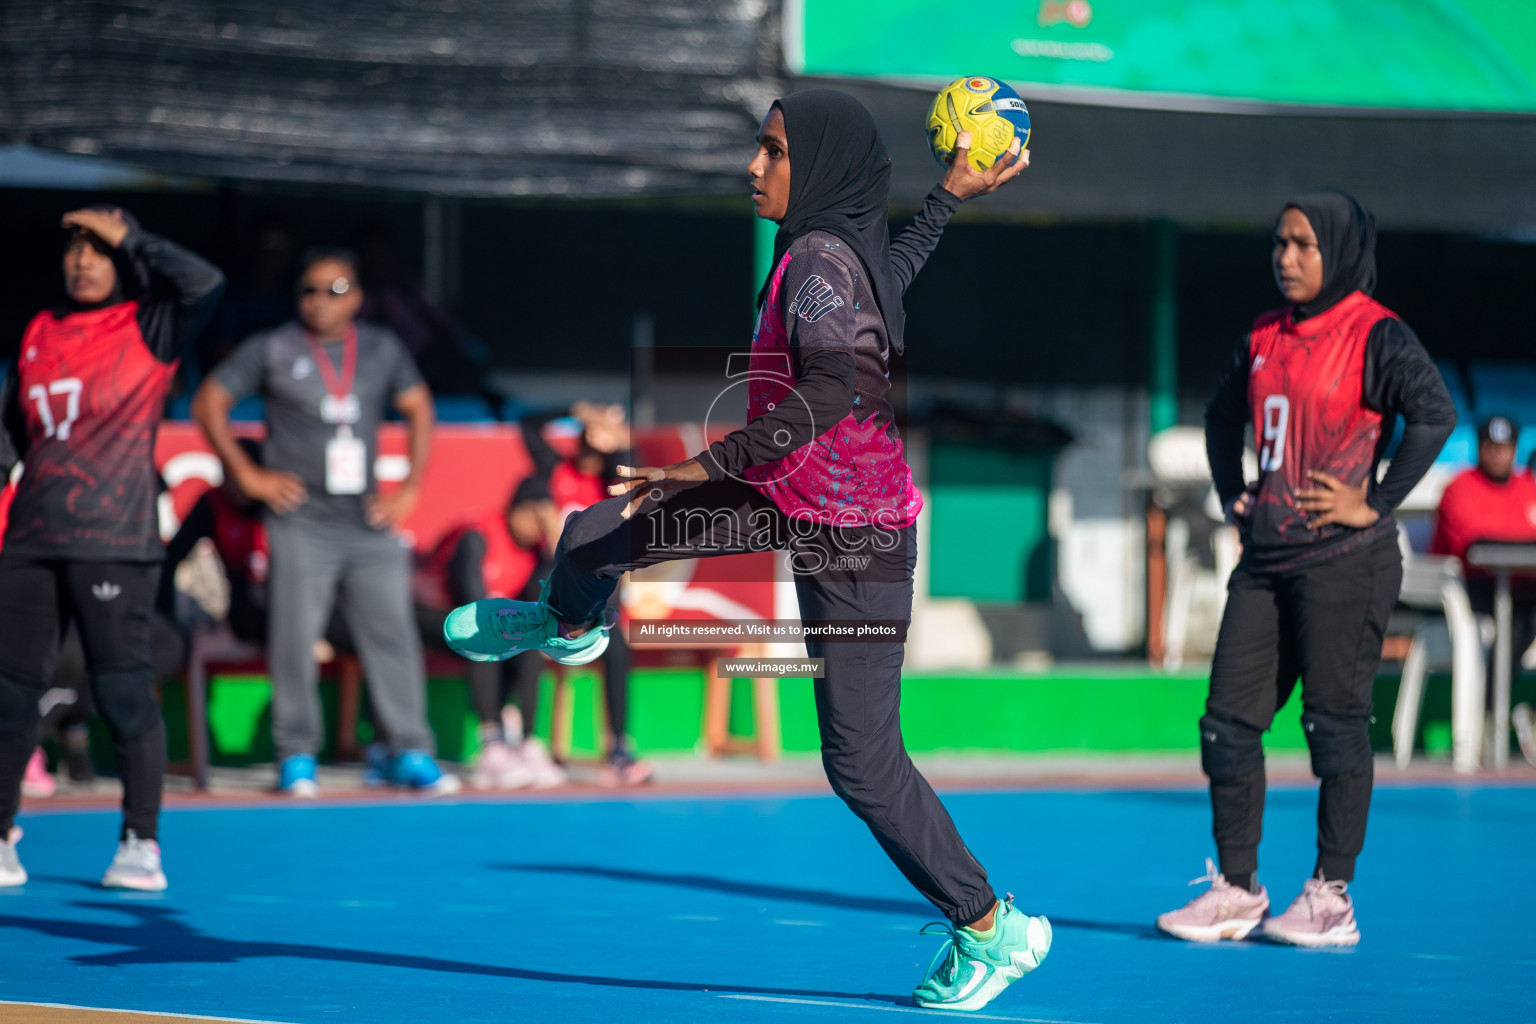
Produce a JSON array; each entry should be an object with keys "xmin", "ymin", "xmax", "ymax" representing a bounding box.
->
[
  {"xmin": 756, "ymin": 89, "xmax": 906, "ymax": 353},
  {"xmin": 1281, "ymin": 190, "xmax": 1377, "ymax": 322},
  {"xmin": 61, "ymin": 204, "xmax": 148, "ymax": 312}
]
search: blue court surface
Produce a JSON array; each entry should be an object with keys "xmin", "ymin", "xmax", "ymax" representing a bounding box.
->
[{"xmin": 2, "ymin": 783, "xmax": 1532, "ymax": 1023}]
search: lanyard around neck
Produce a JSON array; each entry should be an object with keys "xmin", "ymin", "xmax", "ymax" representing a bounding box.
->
[{"xmin": 305, "ymin": 324, "xmax": 357, "ymax": 398}]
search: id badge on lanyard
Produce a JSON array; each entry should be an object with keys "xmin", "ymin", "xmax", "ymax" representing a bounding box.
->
[{"xmin": 309, "ymin": 326, "xmax": 367, "ymax": 496}]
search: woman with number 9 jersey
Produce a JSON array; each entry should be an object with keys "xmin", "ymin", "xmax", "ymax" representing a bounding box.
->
[
  {"xmin": 1155, "ymin": 192, "xmax": 1455, "ymax": 948},
  {"xmin": 0, "ymin": 207, "xmax": 224, "ymax": 892}
]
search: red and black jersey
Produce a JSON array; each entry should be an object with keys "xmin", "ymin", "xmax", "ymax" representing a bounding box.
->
[
  {"xmin": 1206, "ymin": 290, "xmax": 1456, "ymax": 571},
  {"xmin": 0, "ymin": 229, "xmax": 224, "ymax": 562}
]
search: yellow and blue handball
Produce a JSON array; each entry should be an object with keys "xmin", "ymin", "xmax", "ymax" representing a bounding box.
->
[{"xmin": 926, "ymin": 76, "xmax": 1031, "ymax": 172}]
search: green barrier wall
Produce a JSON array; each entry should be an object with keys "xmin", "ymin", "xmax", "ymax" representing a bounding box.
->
[{"xmin": 94, "ymin": 667, "xmax": 1536, "ymax": 770}]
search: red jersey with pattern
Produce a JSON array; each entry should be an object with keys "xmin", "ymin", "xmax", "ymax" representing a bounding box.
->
[
  {"xmin": 208, "ymin": 487, "xmax": 269, "ymax": 584},
  {"xmin": 1245, "ymin": 291, "xmax": 1395, "ymax": 568},
  {"xmin": 549, "ymin": 460, "xmax": 606, "ymax": 521},
  {"xmin": 418, "ymin": 508, "xmax": 539, "ymax": 608},
  {"xmin": 6, "ymin": 303, "xmax": 176, "ymax": 561}
]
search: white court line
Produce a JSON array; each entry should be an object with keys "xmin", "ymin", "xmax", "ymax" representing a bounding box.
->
[
  {"xmin": 717, "ymin": 994, "xmax": 1102, "ymax": 1024},
  {"xmin": 0, "ymin": 1000, "xmax": 302, "ymax": 1024}
]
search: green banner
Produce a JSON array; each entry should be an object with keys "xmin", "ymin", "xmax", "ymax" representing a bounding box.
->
[{"xmin": 786, "ymin": 0, "xmax": 1536, "ymax": 113}]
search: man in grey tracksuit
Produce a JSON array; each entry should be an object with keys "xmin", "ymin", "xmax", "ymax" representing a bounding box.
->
[{"xmin": 192, "ymin": 246, "xmax": 451, "ymax": 795}]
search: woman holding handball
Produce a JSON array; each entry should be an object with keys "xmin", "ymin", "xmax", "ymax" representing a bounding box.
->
[
  {"xmin": 445, "ymin": 89, "xmax": 1042, "ymax": 1009},
  {"xmin": 1157, "ymin": 192, "xmax": 1454, "ymax": 946}
]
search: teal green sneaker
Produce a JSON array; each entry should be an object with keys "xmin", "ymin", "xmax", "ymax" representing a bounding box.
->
[
  {"xmin": 912, "ymin": 897, "xmax": 1052, "ymax": 1012},
  {"xmin": 442, "ymin": 581, "xmax": 611, "ymax": 666}
]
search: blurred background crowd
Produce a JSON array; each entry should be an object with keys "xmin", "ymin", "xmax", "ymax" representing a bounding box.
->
[{"xmin": 4, "ymin": 0, "xmax": 1536, "ymax": 790}]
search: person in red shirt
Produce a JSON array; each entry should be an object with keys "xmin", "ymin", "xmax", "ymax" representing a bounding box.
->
[
  {"xmin": 421, "ymin": 404, "xmax": 652, "ymax": 788},
  {"xmin": 416, "ymin": 476, "xmax": 561, "ymax": 788},
  {"xmin": 1158, "ymin": 192, "xmax": 1455, "ymax": 947},
  {"xmin": 1432, "ymin": 415, "xmax": 1536, "ymax": 572},
  {"xmin": 520, "ymin": 404, "xmax": 650, "ymax": 787},
  {"xmin": 0, "ymin": 207, "xmax": 224, "ymax": 891},
  {"xmin": 1432, "ymin": 416, "xmax": 1536, "ymax": 747}
]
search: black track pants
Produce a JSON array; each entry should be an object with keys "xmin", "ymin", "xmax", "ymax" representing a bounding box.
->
[
  {"xmin": 547, "ymin": 479, "xmax": 996, "ymax": 926},
  {"xmin": 1204, "ymin": 537, "xmax": 1402, "ymax": 884},
  {"xmin": 0, "ymin": 558, "xmax": 166, "ymax": 840}
]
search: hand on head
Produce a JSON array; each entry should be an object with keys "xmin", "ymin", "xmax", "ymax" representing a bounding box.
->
[
  {"xmin": 573, "ymin": 402, "xmax": 630, "ymax": 454},
  {"xmin": 62, "ymin": 208, "xmax": 130, "ymax": 248},
  {"xmin": 61, "ymin": 208, "xmax": 130, "ymax": 305}
]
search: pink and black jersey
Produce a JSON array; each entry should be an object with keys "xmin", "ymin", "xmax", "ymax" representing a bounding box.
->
[
  {"xmin": 1206, "ymin": 289, "xmax": 1455, "ymax": 571},
  {"xmin": 704, "ymin": 186, "xmax": 962, "ymax": 529},
  {"xmin": 0, "ymin": 230, "xmax": 224, "ymax": 562}
]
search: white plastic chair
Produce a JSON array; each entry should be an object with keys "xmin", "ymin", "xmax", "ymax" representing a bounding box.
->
[
  {"xmin": 1147, "ymin": 428, "xmax": 1244, "ymax": 669},
  {"xmin": 1391, "ymin": 527, "xmax": 1485, "ymax": 773}
]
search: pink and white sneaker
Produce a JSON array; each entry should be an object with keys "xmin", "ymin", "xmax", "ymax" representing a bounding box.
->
[
  {"xmin": 1261, "ymin": 875, "xmax": 1359, "ymax": 947},
  {"xmin": 21, "ymin": 748, "xmax": 56, "ymax": 799},
  {"xmin": 469, "ymin": 741, "xmax": 533, "ymax": 790},
  {"xmin": 517, "ymin": 737, "xmax": 567, "ymax": 789},
  {"xmin": 1155, "ymin": 859, "xmax": 1269, "ymax": 942}
]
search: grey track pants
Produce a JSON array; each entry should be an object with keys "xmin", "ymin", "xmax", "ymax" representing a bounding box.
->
[
  {"xmin": 549, "ymin": 479, "xmax": 997, "ymax": 926},
  {"xmin": 266, "ymin": 515, "xmax": 434, "ymax": 760}
]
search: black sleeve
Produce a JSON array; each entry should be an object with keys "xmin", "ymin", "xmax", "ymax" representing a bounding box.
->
[
  {"xmin": 1204, "ymin": 334, "xmax": 1252, "ymax": 510},
  {"xmin": 157, "ymin": 493, "xmax": 215, "ymax": 613},
  {"xmin": 704, "ymin": 248, "xmax": 858, "ymax": 480},
  {"xmin": 445, "ymin": 529, "xmax": 489, "ymax": 605},
  {"xmin": 1362, "ymin": 318, "xmax": 1457, "ymax": 515},
  {"xmin": 889, "ymin": 186, "xmax": 962, "ymax": 293},
  {"xmin": 0, "ymin": 362, "xmax": 23, "ymax": 471},
  {"xmin": 126, "ymin": 228, "xmax": 226, "ymax": 363},
  {"xmin": 518, "ymin": 411, "xmax": 565, "ymax": 480}
]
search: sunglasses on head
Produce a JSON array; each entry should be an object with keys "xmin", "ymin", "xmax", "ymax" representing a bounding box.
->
[{"xmin": 298, "ymin": 277, "xmax": 351, "ymax": 298}]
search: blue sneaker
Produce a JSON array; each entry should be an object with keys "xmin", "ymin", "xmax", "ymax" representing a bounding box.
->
[
  {"xmin": 390, "ymin": 750, "xmax": 461, "ymax": 794},
  {"xmin": 277, "ymin": 754, "xmax": 319, "ymax": 798},
  {"xmin": 913, "ymin": 897, "xmax": 1052, "ymax": 1012},
  {"xmin": 363, "ymin": 743, "xmax": 392, "ymax": 788},
  {"xmin": 443, "ymin": 580, "xmax": 611, "ymax": 666}
]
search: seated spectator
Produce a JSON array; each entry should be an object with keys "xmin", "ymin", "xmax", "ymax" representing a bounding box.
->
[
  {"xmin": 418, "ymin": 404, "xmax": 652, "ymax": 788},
  {"xmin": 191, "ymin": 246, "xmax": 455, "ymax": 797},
  {"xmin": 1432, "ymin": 414, "xmax": 1536, "ymax": 714},
  {"xmin": 415, "ymin": 477, "xmax": 566, "ymax": 789},
  {"xmin": 521, "ymin": 403, "xmax": 651, "ymax": 787},
  {"xmin": 1434, "ymin": 418, "xmax": 1536, "ymax": 770}
]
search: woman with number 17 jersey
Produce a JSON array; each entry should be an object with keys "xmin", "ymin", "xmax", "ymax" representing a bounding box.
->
[
  {"xmin": 1157, "ymin": 192, "xmax": 1455, "ymax": 948},
  {"xmin": 0, "ymin": 207, "xmax": 224, "ymax": 893}
]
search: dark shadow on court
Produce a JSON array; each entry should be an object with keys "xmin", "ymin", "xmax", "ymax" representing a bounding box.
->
[
  {"xmin": 494, "ymin": 862, "xmax": 1160, "ymax": 939},
  {"xmin": 0, "ymin": 902, "xmax": 912, "ymax": 1006},
  {"xmin": 22, "ymin": 874, "xmax": 114, "ymax": 891}
]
